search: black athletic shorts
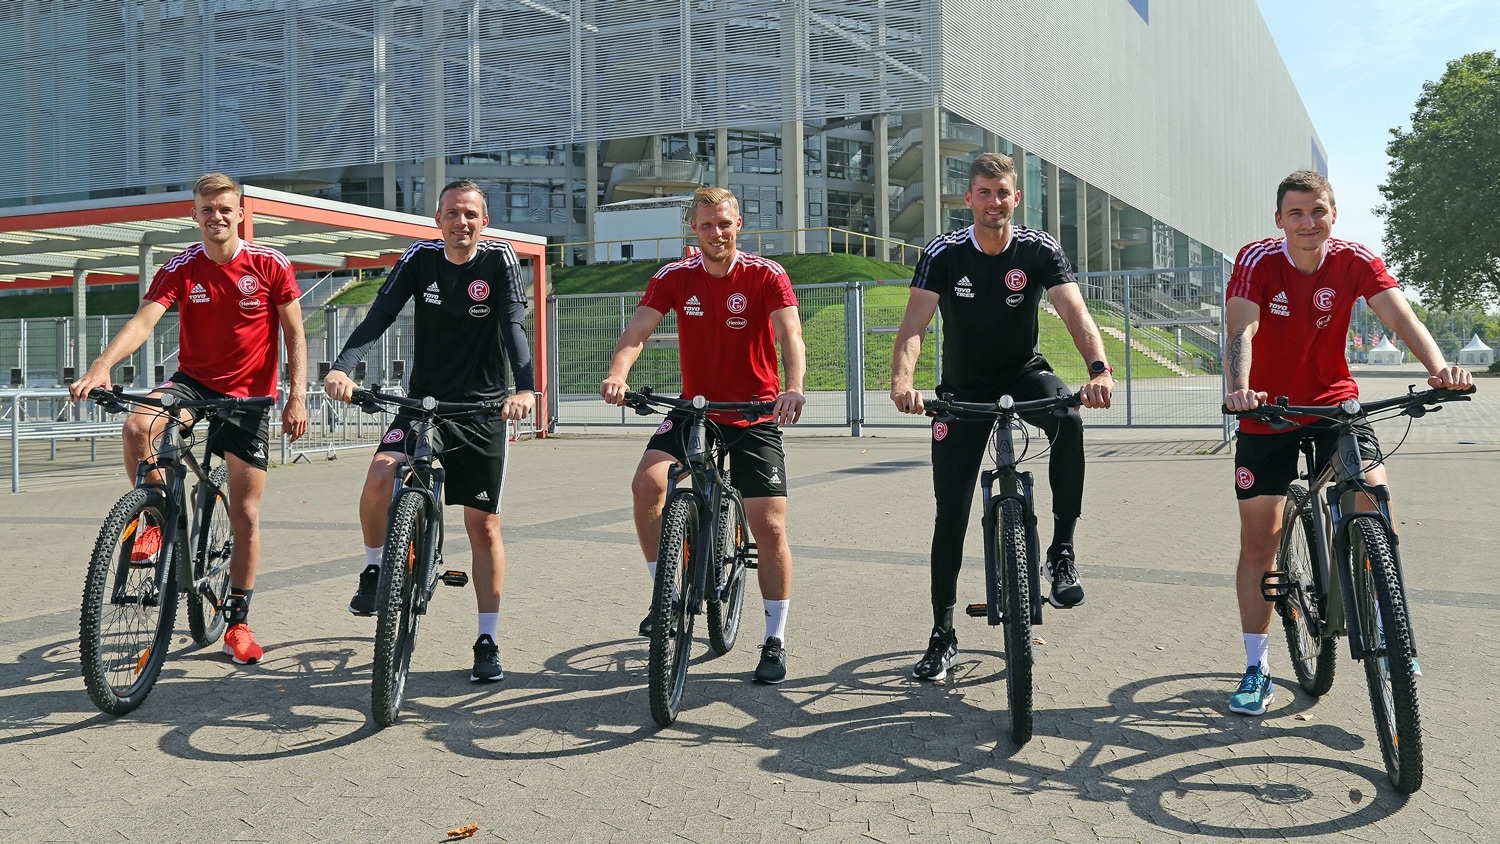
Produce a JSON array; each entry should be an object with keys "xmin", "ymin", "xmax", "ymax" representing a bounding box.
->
[
  {"xmin": 155, "ymin": 371, "xmax": 273, "ymax": 471},
  {"xmin": 645, "ymin": 410, "xmax": 788, "ymax": 499},
  {"xmin": 377, "ymin": 410, "xmax": 508, "ymax": 514},
  {"xmin": 1233, "ymin": 420, "xmax": 1380, "ymax": 500}
]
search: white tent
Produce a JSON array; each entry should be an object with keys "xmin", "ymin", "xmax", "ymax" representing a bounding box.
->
[
  {"xmin": 1458, "ymin": 333, "xmax": 1494, "ymax": 367},
  {"xmin": 1368, "ymin": 335, "xmax": 1404, "ymax": 365}
]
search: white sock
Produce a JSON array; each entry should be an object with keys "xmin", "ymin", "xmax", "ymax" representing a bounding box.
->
[
  {"xmin": 364, "ymin": 545, "xmax": 383, "ymax": 569},
  {"xmin": 764, "ymin": 599, "xmax": 789, "ymax": 643},
  {"xmin": 1243, "ymin": 633, "xmax": 1270, "ymax": 672},
  {"xmin": 478, "ymin": 612, "xmax": 499, "ymax": 641}
]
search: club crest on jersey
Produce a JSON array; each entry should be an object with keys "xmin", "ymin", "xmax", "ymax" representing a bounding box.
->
[
  {"xmin": 383, "ymin": 428, "xmax": 405, "ymax": 444},
  {"xmin": 1314, "ymin": 288, "xmax": 1336, "ymax": 311},
  {"xmin": 726, "ymin": 292, "xmax": 748, "ymax": 314},
  {"xmin": 933, "ymin": 421, "xmax": 948, "ymax": 442},
  {"xmin": 469, "ymin": 280, "xmax": 490, "ymax": 301},
  {"xmin": 654, "ymin": 419, "xmax": 674, "ymax": 436},
  {"xmin": 236, "ymin": 275, "xmax": 259, "ymax": 295},
  {"xmin": 1236, "ymin": 467, "xmax": 1254, "ymax": 490},
  {"xmin": 1005, "ymin": 269, "xmax": 1027, "ymax": 291}
]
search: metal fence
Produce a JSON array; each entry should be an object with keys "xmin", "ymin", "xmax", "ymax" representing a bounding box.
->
[
  {"xmin": 547, "ymin": 265, "xmax": 1230, "ymax": 434},
  {"xmin": 0, "ymin": 315, "xmax": 182, "ymax": 389}
]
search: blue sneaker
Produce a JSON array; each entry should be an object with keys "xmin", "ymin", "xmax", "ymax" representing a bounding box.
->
[{"xmin": 1229, "ymin": 665, "xmax": 1275, "ymax": 715}]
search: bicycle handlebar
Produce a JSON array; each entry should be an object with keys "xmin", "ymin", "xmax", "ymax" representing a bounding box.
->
[
  {"xmin": 926, "ymin": 390, "xmax": 1083, "ymax": 419},
  {"xmin": 350, "ymin": 387, "xmax": 504, "ymax": 417},
  {"xmin": 88, "ymin": 385, "xmax": 276, "ymax": 413},
  {"xmin": 622, "ymin": 387, "xmax": 776, "ymax": 421},
  {"xmin": 1221, "ymin": 385, "xmax": 1475, "ymax": 424}
]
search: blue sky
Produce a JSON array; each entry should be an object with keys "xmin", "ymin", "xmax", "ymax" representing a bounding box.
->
[{"xmin": 1256, "ymin": 0, "xmax": 1500, "ymax": 260}]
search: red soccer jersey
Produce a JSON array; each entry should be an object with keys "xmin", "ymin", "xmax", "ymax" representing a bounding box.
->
[
  {"xmin": 638, "ymin": 251, "xmax": 798, "ymax": 426},
  {"xmin": 145, "ymin": 242, "xmax": 300, "ymax": 397},
  {"xmin": 1227, "ymin": 237, "xmax": 1399, "ymax": 434}
]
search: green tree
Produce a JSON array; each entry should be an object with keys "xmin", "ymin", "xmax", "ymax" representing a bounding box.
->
[{"xmin": 1376, "ymin": 51, "xmax": 1500, "ymax": 310}]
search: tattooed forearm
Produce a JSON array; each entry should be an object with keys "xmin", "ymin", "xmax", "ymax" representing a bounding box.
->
[{"xmin": 1227, "ymin": 329, "xmax": 1251, "ymax": 387}]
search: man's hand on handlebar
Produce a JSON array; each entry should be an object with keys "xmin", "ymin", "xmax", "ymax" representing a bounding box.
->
[
  {"xmin": 1223, "ymin": 388, "xmax": 1268, "ymax": 413},
  {"xmin": 772, "ymin": 390, "xmax": 804, "ymax": 427},
  {"xmin": 1428, "ymin": 366, "xmax": 1473, "ymax": 391},
  {"xmin": 323, "ymin": 369, "xmax": 357, "ymax": 403},
  {"xmin": 890, "ymin": 386, "xmax": 925, "ymax": 415},
  {"xmin": 600, "ymin": 374, "xmax": 630, "ymax": 406},
  {"xmin": 500, "ymin": 390, "xmax": 536, "ymax": 421}
]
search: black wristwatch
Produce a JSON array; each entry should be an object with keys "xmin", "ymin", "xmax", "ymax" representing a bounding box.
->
[{"xmin": 1090, "ymin": 361, "xmax": 1113, "ymax": 376}]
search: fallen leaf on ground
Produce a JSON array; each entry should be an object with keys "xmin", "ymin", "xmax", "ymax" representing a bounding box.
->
[
  {"xmin": 447, "ymin": 822, "xmax": 479, "ymax": 839},
  {"xmin": 771, "ymin": 779, "xmax": 784, "ymax": 785},
  {"xmin": 1033, "ymin": 637, "xmax": 1047, "ymax": 645}
]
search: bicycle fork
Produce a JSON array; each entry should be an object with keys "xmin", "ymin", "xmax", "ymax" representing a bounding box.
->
[{"xmin": 972, "ymin": 467, "xmax": 1042, "ymax": 626}]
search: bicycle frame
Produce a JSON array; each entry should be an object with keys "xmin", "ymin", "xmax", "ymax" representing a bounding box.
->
[
  {"xmin": 662, "ymin": 412, "xmax": 735, "ymax": 613},
  {"xmin": 388, "ymin": 419, "xmax": 447, "ymax": 616}
]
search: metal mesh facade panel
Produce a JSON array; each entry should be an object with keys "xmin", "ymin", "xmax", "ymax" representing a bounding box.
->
[{"xmin": 939, "ymin": 0, "xmax": 1320, "ymax": 254}]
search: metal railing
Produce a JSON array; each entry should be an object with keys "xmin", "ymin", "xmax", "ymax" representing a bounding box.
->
[
  {"xmin": 543, "ymin": 265, "xmax": 1229, "ymax": 436},
  {"xmin": 551, "ymin": 227, "xmax": 921, "ymax": 268}
]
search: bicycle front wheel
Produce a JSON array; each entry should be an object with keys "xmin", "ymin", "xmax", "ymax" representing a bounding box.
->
[
  {"xmin": 707, "ymin": 492, "xmax": 748, "ymax": 656},
  {"xmin": 1278, "ymin": 484, "xmax": 1335, "ymax": 695},
  {"xmin": 1351, "ymin": 517, "xmax": 1423, "ymax": 793},
  {"xmin": 187, "ymin": 465, "xmax": 233, "ymax": 646},
  {"xmin": 995, "ymin": 498, "xmax": 1034, "ymax": 746},
  {"xmin": 80, "ymin": 489, "xmax": 179, "ymax": 716},
  {"xmin": 649, "ymin": 492, "xmax": 699, "ymax": 727},
  {"xmin": 372, "ymin": 492, "xmax": 426, "ymax": 727}
]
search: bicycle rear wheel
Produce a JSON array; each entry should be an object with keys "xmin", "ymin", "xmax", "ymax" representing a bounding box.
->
[
  {"xmin": 649, "ymin": 492, "xmax": 699, "ymax": 727},
  {"xmin": 995, "ymin": 498, "xmax": 1034, "ymax": 746},
  {"xmin": 372, "ymin": 491, "xmax": 426, "ymax": 727},
  {"xmin": 80, "ymin": 489, "xmax": 179, "ymax": 716},
  {"xmin": 187, "ymin": 465, "xmax": 233, "ymax": 646},
  {"xmin": 1278, "ymin": 485, "xmax": 1335, "ymax": 695},
  {"xmin": 707, "ymin": 492, "xmax": 748, "ymax": 656},
  {"xmin": 1351, "ymin": 517, "xmax": 1423, "ymax": 793}
]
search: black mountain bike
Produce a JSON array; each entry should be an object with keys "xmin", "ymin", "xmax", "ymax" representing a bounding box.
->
[
  {"xmin": 622, "ymin": 388, "xmax": 772, "ymax": 727},
  {"xmin": 80, "ymin": 386, "xmax": 273, "ymax": 715},
  {"xmin": 1227, "ymin": 385, "xmax": 1474, "ymax": 793},
  {"xmin": 351, "ymin": 388, "xmax": 503, "ymax": 727},
  {"xmin": 926, "ymin": 389, "xmax": 1084, "ymax": 746}
]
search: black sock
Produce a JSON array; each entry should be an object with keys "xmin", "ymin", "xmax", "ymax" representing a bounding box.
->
[
  {"xmin": 932, "ymin": 603, "xmax": 954, "ymax": 633},
  {"xmin": 226, "ymin": 588, "xmax": 253, "ymax": 626},
  {"xmin": 1050, "ymin": 515, "xmax": 1078, "ymax": 557}
]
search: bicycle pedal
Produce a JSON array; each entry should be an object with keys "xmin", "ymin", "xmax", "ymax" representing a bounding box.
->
[
  {"xmin": 439, "ymin": 570, "xmax": 470, "ymax": 587},
  {"xmin": 964, "ymin": 603, "xmax": 988, "ymax": 618},
  {"xmin": 1259, "ymin": 570, "xmax": 1292, "ymax": 602}
]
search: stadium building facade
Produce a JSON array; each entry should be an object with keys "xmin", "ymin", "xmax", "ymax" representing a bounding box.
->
[{"xmin": 2, "ymin": 0, "xmax": 1321, "ymax": 272}]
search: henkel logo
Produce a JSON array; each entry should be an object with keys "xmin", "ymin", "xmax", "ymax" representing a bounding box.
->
[
  {"xmin": 1005, "ymin": 269, "xmax": 1027, "ymax": 291},
  {"xmin": 239, "ymin": 298, "xmax": 261, "ymax": 309},
  {"xmin": 726, "ymin": 317, "xmax": 747, "ymax": 329},
  {"xmin": 933, "ymin": 421, "xmax": 948, "ymax": 441},
  {"xmin": 654, "ymin": 419, "xmax": 674, "ymax": 436},
  {"xmin": 469, "ymin": 280, "xmax": 490, "ymax": 301},
  {"xmin": 1316, "ymin": 315, "xmax": 1332, "ymax": 329},
  {"xmin": 1314, "ymin": 288, "xmax": 1336, "ymax": 311},
  {"xmin": 236, "ymin": 275, "xmax": 259, "ymax": 295},
  {"xmin": 1236, "ymin": 467, "xmax": 1255, "ymax": 490},
  {"xmin": 1006, "ymin": 293, "xmax": 1024, "ymax": 307},
  {"xmin": 469, "ymin": 304, "xmax": 491, "ymax": 318},
  {"xmin": 383, "ymin": 429, "xmax": 405, "ymax": 444},
  {"xmin": 726, "ymin": 292, "xmax": 748, "ymax": 314}
]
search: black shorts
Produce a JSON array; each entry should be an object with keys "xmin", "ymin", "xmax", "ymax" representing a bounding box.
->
[
  {"xmin": 1233, "ymin": 420, "xmax": 1380, "ymax": 500},
  {"xmin": 155, "ymin": 372, "xmax": 273, "ymax": 471},
  {"xmin": 377, "ymin": 410, "xmax": 508, "ymax": 514},
  {"xmin": 645, "ymin": 410, "xmax": 788, "ymax": 499}
]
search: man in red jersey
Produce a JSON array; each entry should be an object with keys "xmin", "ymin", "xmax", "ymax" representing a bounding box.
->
[
  {"xmin": 1221, "ymin": 170, "xmax": 1470, "ymax": 715},
  {"xmin": 600, "ymin": 186, "xmax": 806, "ymax": 684},
  {"xmin": 72, "ymin": 173, "xmax": 308, "ymax": 665}
]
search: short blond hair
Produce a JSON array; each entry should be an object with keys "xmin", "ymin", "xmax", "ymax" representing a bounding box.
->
[
  {"xmin": 969, "ymin": 152, "xmax": 1017, "ymax": 186},
  {"xmin": 688, "ymin": 186, "xmax": 740, "ymax": 222},
  {"xmin": 193, "ymin": 173, "xmax": 242, "ymax": 199}
]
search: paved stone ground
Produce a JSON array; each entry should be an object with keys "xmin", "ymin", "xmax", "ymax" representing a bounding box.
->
[{"xmin": 1, "ymin": 370, "xmax": 1496, "ymax": 842}]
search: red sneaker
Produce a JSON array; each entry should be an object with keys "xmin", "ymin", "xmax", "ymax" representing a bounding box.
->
[
  {"xmin": 223, "ymin": 623, "xmax": 264, "ymax": 664},
  {"xmin": 129, "ymin": 523, "xmax": 163, "ymax": 563}
]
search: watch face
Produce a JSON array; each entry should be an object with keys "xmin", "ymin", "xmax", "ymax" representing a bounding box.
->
[{"xmin": 1090, "ymin": 361, "xmax": 1105, "ymax": 374}]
